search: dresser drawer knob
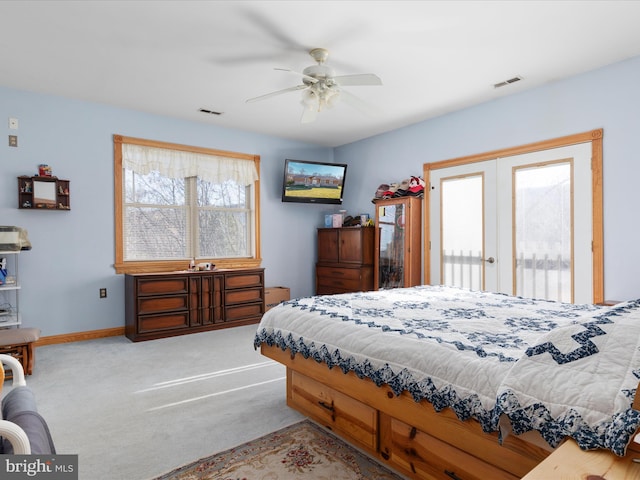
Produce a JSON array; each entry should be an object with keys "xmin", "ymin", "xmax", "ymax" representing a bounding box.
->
[
  {"xmin": 318, "ymin": 400, "xmax": 335, "ymax": 412},
  {"xmin": 445, "ymin": 470, "xmax": 463, "ymax": 480}
]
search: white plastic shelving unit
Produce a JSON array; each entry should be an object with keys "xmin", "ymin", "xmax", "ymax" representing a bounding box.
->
[{"xmin": 0, "ymin": 251, "xmax": 21, "ymax": 328}]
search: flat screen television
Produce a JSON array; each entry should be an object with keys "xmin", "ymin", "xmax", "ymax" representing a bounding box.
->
[{"xmin": 281, "ymin": 159, "xmax": 348, "ymax": 205}]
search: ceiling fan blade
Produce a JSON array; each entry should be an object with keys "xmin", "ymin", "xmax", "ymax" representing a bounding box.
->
[
  {"xmin": 301, "ymin": 105, "xmax": 318, "ymax": 124},
  {"xmin": 334, "ymin": 73, "xmax": 383, "ymax": 86},
  {"xmin": 246, "ymin": 84, "xmax": 308, "ymax": 103},
  {"xmin": 339, "ymin": 89, "xmax": 381, "ymax": 117},
  {"xmin": 241, "ymin": 10, "xmax": 309, "ymax": 53},
  {"xmin": 274, "ymin": 68, "xmax": 318, "ymax": 84}
]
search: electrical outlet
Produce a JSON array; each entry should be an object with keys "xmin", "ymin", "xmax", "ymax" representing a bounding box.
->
[
  {"xmin": 8, "ymin": 135, "xmax": 17, "ymax": 147},
  {"xmin": 99, "ymin": 288, "xmax": 107, "ymax": 298}
]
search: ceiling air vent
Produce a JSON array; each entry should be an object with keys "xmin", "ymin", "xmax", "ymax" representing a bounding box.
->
[
  {"xmin": 198, "ymin": 108, "xmax": 223, "ymax": 115},
  {"xmin": 493, "ymin": 76, "xmax": 523, "ymax": 89}
]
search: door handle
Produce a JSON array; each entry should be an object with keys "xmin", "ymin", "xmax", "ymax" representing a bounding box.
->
[{"xmin": 484, "ymin": 257, "xmax": 495, "ymax": 264}]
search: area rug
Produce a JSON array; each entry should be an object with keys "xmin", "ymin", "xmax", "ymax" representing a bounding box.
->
[{"xmin": 153, "ymin": 420, "xmax": 405, "ymax": 479}]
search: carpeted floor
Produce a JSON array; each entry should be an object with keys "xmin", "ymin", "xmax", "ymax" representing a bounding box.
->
[
  {"xmin": 154, "ymin": 419, "xmax": 405, "ymax": 480},
  {"xmin": 21, "ymin": 325, "xmax": 306, "ymax": 479}
]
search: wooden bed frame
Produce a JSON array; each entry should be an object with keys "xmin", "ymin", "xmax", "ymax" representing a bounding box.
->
[{"xmin": 262, "ymin": 343, "xmax": 640, "ymax": 480}]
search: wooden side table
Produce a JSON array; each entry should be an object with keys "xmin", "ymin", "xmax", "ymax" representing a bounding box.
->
[{"xmin": 522, "ymin": 439, "xmax": 640, "ymax": 479}]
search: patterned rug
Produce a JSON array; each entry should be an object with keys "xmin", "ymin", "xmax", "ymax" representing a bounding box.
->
[{"xmin": 153, "ymin": 420, "xmax": 404, "ymax": 479}]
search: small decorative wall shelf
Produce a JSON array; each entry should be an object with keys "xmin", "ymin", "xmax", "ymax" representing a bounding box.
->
[{"xmin": 18, "ymin": 176, "xmax": 70, "ymax": 210}]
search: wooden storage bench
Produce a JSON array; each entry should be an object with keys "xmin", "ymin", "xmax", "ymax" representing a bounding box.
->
[{"xmin": 0, "ymin": 328, "xmax": 40, "ymax": 378}]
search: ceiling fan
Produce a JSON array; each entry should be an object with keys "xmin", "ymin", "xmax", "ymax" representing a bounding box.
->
[{"xmin": 246, "ymin": 48, "xmax": 383, "ymax": 123}]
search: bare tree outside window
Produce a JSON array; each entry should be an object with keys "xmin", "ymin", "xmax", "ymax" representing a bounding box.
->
[
  {"xmin": 197, "ymin": 178, "xmax": 250, "ymax": 258},
  {"xmin": 124, "ymin": 171, "xmax": 251, "ymax": 261}
]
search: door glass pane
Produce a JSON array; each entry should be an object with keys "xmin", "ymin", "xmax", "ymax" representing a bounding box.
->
[
  {"xmin": 378, "ymin": 203, "xmax": 406, "ymax": 289},
  {"xmin": 441, "ymin": 175, "xmax": 483, "ymax": 289},
  {"xmin": 514, "ymin": 162, "xmax": 572, "ymax": 302}
]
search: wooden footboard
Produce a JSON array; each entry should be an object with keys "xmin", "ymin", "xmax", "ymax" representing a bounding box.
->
[{"xmin": 261, "ymin": 344, "xmax": 551, "ymax": 480}]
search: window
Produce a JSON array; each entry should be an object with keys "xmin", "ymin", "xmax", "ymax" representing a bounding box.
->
[{"xmin": 113, "ymin": 135, "xmax": 261, "ymax": 274}]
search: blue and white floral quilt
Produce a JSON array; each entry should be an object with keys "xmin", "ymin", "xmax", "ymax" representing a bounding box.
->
[{"xmin": 254, "ymin": 285, "xmax": 640, "ymax": 455}]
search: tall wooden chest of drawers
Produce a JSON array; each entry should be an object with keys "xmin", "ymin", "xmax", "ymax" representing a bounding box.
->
[
  {"xmin": 315, "ymin": 227, "xmax": 374, "ymax": 295},
  {"xmin": 125, "ymin": 268, "xmax": 264, "ymax": 341}
]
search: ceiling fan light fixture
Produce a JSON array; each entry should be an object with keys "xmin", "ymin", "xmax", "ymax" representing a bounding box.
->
[
  {"xmin": 325, "ymin": 89, "xmax": 340, "ymax": 109},
  {"xmin": 302, "ymin": 84, "xmax": 339, "ymax": 112},
  {"xmin": 301, "ymin": 89, "xmax": 318, "ymax": 107}
]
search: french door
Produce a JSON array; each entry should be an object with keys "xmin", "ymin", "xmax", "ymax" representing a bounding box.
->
[{"xmin": 429, "ymin": 142, "xmax": 593, "ymax": 303}]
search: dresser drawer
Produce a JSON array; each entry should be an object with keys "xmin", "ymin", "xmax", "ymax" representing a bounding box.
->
[
  {"xmin": 316, "ymin": 265, "xmax": 371, "ymax": 293},
  {"xmin": 225, "ymin": 302, "xmax": 263, "ymax": 322},
  {"xmin": 289, "ymin": 370, "xmax": 377, "ymax": 451},
  {"xmin": 138, "ymin": 312, "xmax": 189, "ymax": 334},
  {"xmin": 138, "ymin": 295, "xmax": 188, "ymax": 315},
  {"xmin": 137, "ymin": 277, "xmax": 189, "ymax": 296},
  {"xmin": 316, "ymin": 266, "xmax": 363, "ymax": 291},
  {"xmin": 316, "ymin": 285, "xmax": 354, "ymax": 295},
  {"xmin": 316, "ymin": 275, "xmax": 362, "ymax": 291},
  {"xmin": 381, "ymin": 416, "xmax": 518, "ymax": 480},
  {"xmin": 316, "ymin": 266, "xmax": 362, "ymax": 280},
  {"xmin": 225, "ymin": 271, "xmax": 263, "ymax": 289},
  {"xmin": 225, "ymin": 287, "xmax": 263, "ymax": 305}
]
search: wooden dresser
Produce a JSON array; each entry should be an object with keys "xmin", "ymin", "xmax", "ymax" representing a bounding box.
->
[
  {"xmin": 125, "ymin": 268, "xmax": 264, "ymax": 342},
  {"xmin": 316, "ymin": 227, "xmax": 375, "ymax": 295}
]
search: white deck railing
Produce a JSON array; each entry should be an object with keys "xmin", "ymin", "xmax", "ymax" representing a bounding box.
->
[
  {"xmin": 442, "ymin": 250, "xmax": 571, "ymax": 302},
  {"xmin": 442, "ymin": 250, "xmax": 483, "ymax": 291}
]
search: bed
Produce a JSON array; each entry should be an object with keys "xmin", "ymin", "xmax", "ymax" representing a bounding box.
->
[{"xmin": 254, "ymin": 285, "xmax": 640, "ymax": 480}]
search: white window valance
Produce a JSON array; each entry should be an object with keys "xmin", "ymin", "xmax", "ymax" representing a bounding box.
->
[{"xmin": 122, "ymin": 143, "xmax": 258, "ymax": 186}]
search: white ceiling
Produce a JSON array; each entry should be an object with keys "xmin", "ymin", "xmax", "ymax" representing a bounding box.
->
[{"xmin": 2, "ymin": 1, "xmax": 640, "ymax": 147}]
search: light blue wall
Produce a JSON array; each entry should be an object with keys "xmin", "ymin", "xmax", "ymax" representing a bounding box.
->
[
  {"xmin": 0, "ymin": 87, "xmax": 334, "ymax": 336},
  {"xmin": 2, "ymin": 54, "xmax": 639, "ymax": 337},
  {"xmin": 337, "ymin": 55, "xmax": 640, "ymax": 302}
]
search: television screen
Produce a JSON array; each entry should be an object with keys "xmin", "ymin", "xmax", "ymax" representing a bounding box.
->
[{"xmin": 282, "ymin": 159, "xmax": 348, "ymax": 205}]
